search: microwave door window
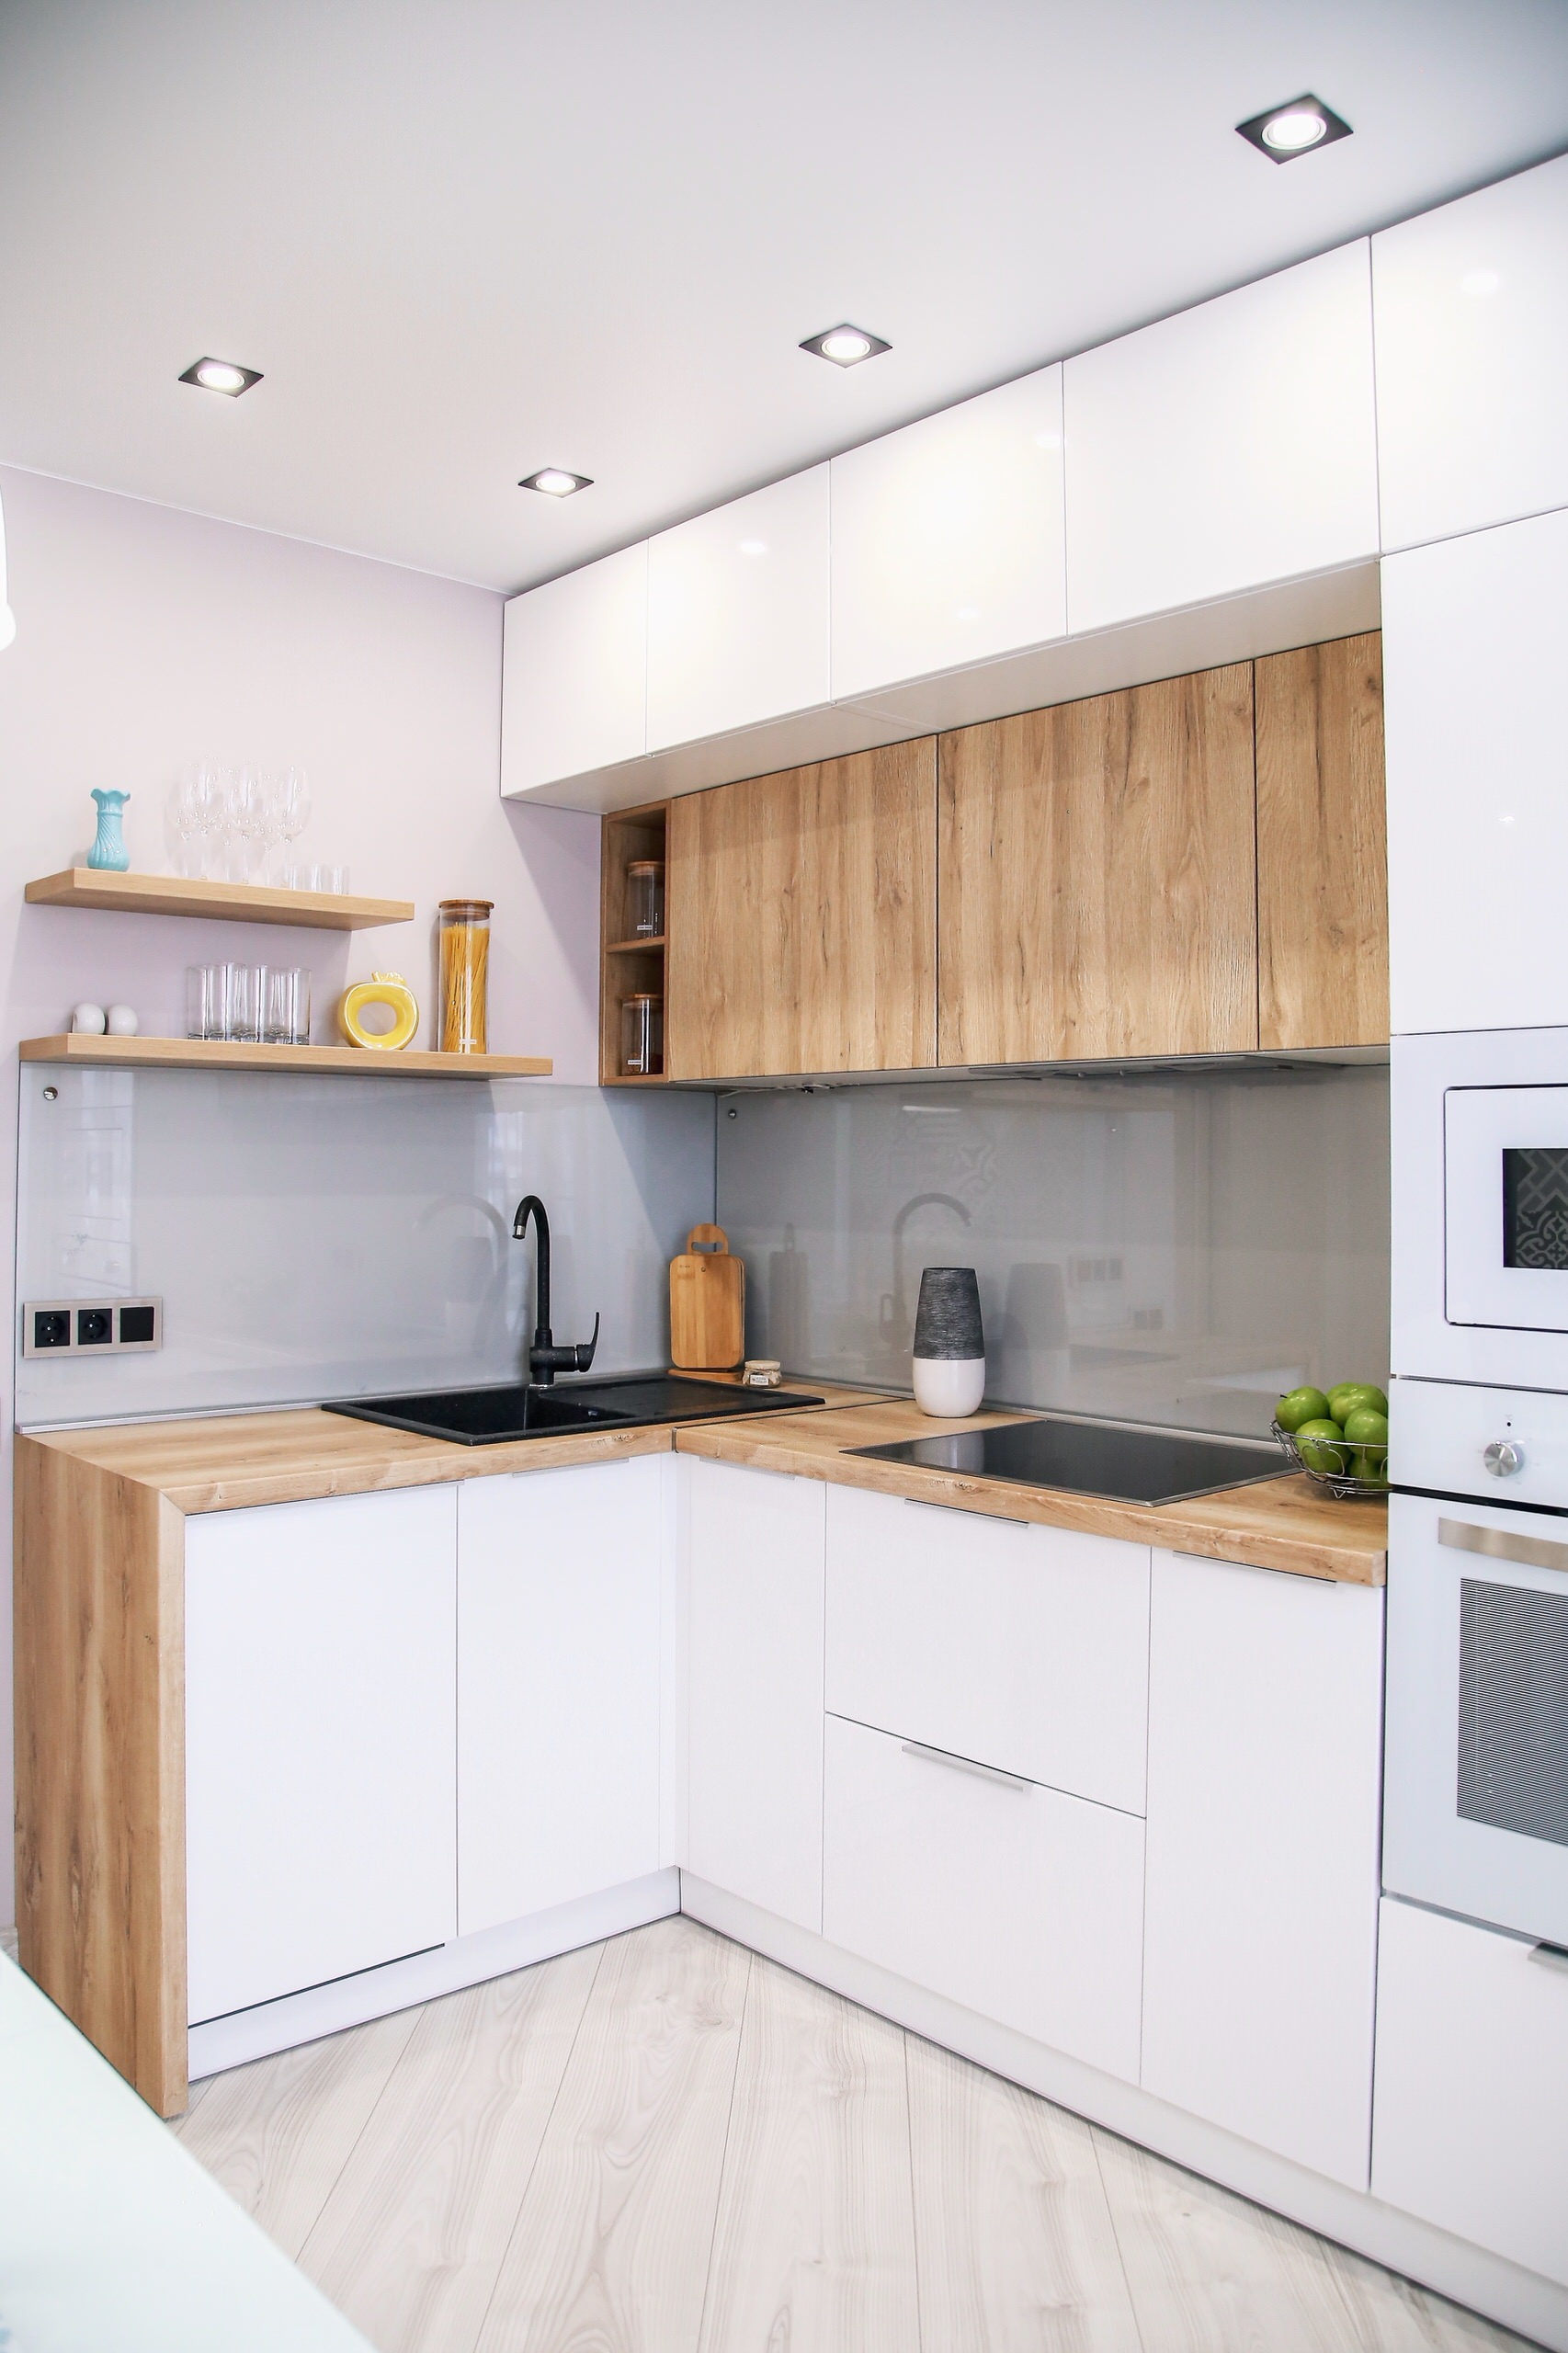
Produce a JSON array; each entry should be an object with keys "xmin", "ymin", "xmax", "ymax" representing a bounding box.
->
[{"xmin": 1503, "ymin": 1148, "xmax": 1568, "ymax": 1271}]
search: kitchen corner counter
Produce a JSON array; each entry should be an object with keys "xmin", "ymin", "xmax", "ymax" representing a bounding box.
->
[
  {"xmin": 674, "ymin": 1401, "xmax": 1388, "ymax": 1585},
  {"xmin": 17, "ymin": 1381, "xmax": 881, "ymax": 1515}
]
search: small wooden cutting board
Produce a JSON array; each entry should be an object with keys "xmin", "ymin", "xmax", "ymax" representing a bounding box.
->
[{"xmin": 670, "ymin": 1224, "xmax": 745, "ymax": 1370}]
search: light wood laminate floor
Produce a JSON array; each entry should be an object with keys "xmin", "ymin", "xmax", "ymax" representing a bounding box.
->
[{"xmin": 172, "ymin": 1916, "xmax": 1535, "ymax": 2353}]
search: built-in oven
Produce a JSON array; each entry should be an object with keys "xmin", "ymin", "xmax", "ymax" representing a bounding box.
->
[
  {"xmin": 1393, "ymin": 1027, "xmax": 1568, "ymax": 1392},
  {"xmin": 1385, "ymin": 1378, "xmax": 1568, "ymax": 1949}
]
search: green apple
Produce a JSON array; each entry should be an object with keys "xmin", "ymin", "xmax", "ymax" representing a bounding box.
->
[
  {"xmin": 1276, "ymin": 1385, "xmax": 1331, "ymax": 1433},
  {"xmin": 1328, "ymin": 1381, "xmax": 1388, "ymax": 1425},
  {"xmin": 1295, "ymin": 1417, "xmax": 1348, "ymax": 1474},
  {"xmin": 1343, "ymin": 1407, "xmax": 1389, "ymax": 1446}
]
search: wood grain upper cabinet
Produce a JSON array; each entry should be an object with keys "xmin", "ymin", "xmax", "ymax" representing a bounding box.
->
[
  {"xmin": 666, "ymin": 738, "xmax": 937, "ymax": 1079},
  {"xmin": 1256, "ymin": 631, "xmax": 1388, "ymax": 1051},
  {"xmin": 937, "ymin": 665, "xmax": 1256, "ymax": 1065}
]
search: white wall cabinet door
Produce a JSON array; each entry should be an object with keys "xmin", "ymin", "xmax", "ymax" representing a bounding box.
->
[
  {"xmin": 500, "ymin": 541, "xmax": 648, "ymax": 798},
  {"xmin": 823, "ymin": 1713, "xmax": 1144, "ymax": 2080},
  {"xmin": 1373, "ymin": 153, "xmax": 1568, "ymax": 555},
  {"xmin": 1064, "ymin": 242, "xmax": 1379, "ymax": 635},
  {"xmin": 458, "ymin": 1457, "xmax": 665, "ymax": 1937},
  {"xmin": 685, "ymin": 1457, "xmax": 826, "ymax": 1930},
  {"xmin": 1383, "ymin": 506, "xmax": 1568, "ymax": 1036},
  {"xmin": 1141, "ymin": 1551, "xmax": 1383, "ymax": 2189},
  {"xmin": 185, "ymin": 1486, "xmax": 458, "ymax": 2026},
  {"xmin": 1372, "ymin": 1897, "xmax": 1568, "ymax": 2288},
  {"xmin": 825, "ymin": 1485, "xmax": 1148, "ymax": 1815},
  {"xmin": 830, "ymin": 368, "xmax": 1066, "ymax": 704},
  {"xmin": 647, "ymin": 468, "xmax": 829, "ymax": 752}
]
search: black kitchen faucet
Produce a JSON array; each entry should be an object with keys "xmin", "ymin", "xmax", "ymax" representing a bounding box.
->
[{"xmin": 512, "ymin": 1195, "xmax": 600, "ymax": 1386}]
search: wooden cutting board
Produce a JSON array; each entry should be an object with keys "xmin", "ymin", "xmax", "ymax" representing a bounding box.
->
[{"xmin": 670, "ymin": 1224, "xmax": 745, "ymax": 1370}]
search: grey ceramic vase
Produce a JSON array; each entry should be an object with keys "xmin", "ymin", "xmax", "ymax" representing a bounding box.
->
[{"xmin": 912, "ymin": 1266, "xmax": 986, "ymax": 1416}]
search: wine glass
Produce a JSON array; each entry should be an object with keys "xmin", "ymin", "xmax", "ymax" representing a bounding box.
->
[{"xmin": 277, "ymin": 767, "xmax": 311, "ymax": 882}]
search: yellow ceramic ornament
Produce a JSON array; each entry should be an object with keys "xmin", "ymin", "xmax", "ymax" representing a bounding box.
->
[{"xmin": 337, "ymin": 971, "xmax": 419, "ymax": 1051}]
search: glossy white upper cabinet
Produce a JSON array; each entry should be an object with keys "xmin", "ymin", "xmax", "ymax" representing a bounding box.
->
[
  {"xmin": 500, "ymin": 541, "xmax": 647, "ymax": 797},
  {"xmin": 1373, "ymin": 153, "xmax": 1568, "ymax": 555},
  {"xmin": 1064, "ymin": 244, "xmax": 1379, "ymax": 634},
  {"xmin": 830, "ymin": 369, "xmax": 1066, "ymax": 703},
  {"xmin": 646, "ymin": 469, "xmax": 830, "ymax": 752},
  {"xmin": 1382, "ymin": 506, "xmax": 1568, "ymax": 1036}
]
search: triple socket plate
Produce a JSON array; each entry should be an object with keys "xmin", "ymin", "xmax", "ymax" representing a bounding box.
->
[{"xmin": 22, "ymin": 1297, "xmax": 164, "ymax": 1358}]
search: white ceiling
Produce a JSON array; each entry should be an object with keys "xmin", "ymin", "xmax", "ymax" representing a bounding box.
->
[{"xmin": 1, "ymin": 0, "xmax": 1564, "ymax": 595}]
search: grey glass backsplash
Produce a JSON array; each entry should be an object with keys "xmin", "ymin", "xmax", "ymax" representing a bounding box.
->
[
  {"xmin": 16, "ymin": 1068, "xmax": 715, "ymax": 1427},
  {"xmin": 717, "ymin": 1066, "xmax": 1389, "ymax": 1438}
]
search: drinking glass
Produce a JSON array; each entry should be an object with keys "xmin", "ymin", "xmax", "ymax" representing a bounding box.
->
[
  {"xmin": 227, "ymin": 962, "xmax": 265, "ymax": 1043},
  {"xmin": 265, "ymin": 967, "xmax": 312, "ymax": 1044},
  {"xmin": 314, "ymin": 861, "xmax": 349, "ymax": 895}
]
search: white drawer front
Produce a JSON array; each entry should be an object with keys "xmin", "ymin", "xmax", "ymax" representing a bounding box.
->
[
  {"xmin": 1372, "ymin": 1898, "xmax": 1568, "ymax": 2286},
  {"xmin": 825, "ymin": 1483, "xmax": 1149, "ymax": 1814},
  {"xmin": 823, "ymin": 1712, "xmax": 1144, "ymax": 2081}
]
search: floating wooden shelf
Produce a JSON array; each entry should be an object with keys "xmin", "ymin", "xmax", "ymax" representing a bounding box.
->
[
  {"xmin": 19, "ymin": 1035, "xmax": 551, "ymax": 1079},
  {"xmin": 605, "ymin": 936, "xmax": 666, "ymax": 955},
  {"xmin": 24, "ymin": 869, "xmax": 416, "ymax": 931}
]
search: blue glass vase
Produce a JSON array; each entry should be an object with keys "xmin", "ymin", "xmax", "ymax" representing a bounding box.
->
[{"xmin": 88, "ymin": 788, "xmax": 131, "ymax": 872}]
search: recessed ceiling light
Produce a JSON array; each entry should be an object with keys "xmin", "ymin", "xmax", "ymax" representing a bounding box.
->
[
  {"xmin": 801, "ymin": 324, "xmax": 891, "ymax": 369},
  {"xmin": 519, "ymin": 468, "xmax": 593, "ymax": 497},
  {"xmin": 1235, "ymin": 95, "xmax": 1351, "ymax": 163},
  {"xmin": 179, "ymin": 357, "xmax": 263, "ymax": 396}
]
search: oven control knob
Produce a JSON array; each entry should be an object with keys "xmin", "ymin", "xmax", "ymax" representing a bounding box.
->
[{"xmin": 1483, "ymin": 1439, "xmax": 1524, "ymax": 1477}]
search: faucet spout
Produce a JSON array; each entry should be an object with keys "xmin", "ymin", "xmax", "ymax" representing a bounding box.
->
[{"xmin": 512, "ymin": 1195, "xmax": 600, "ymax": 1387}]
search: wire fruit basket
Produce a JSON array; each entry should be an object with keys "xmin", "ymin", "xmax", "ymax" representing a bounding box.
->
[{"xmin": 1270, "ymin": 1419, "xmax": 1389, "ymax": 1501}]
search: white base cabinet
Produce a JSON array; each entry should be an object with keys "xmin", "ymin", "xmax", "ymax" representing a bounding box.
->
[
  {"xmin": 457, "ymin": 1458, "xmax": 665, "ymax": 1937},
  {"xmin": 1373, "ymin": 1897, "xmax": 1568, "ymax": 2288},
  {"xmin": 185, "ymin": 1485, "xmax": 459, "ymax": 2026},
  {"xmin": 822, "ymin": 1712, "xmax": 1145, "ymax": 2080},
  {"xmin": 1141, "ymin": 1551, "xmax": 1384, "ymax": 2188},
  {"xmin": 684, "ymin": 1457, "xmax": 825, "ymax": 1930}
]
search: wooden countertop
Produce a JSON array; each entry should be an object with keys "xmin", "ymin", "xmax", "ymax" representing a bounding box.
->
[
  {"xmin": 17, "ymin": 1381, "xmax": 879, "ymax": 1515},
  {"xmin": 20, "ymin": 1386, "xmax": 1385, "ymax": 1581},
  {"xmin": 674, "ymin": 1401, "xmax": 1387, "ymax": 1585}
]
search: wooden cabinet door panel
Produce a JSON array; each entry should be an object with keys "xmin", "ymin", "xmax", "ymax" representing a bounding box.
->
[
  {"xmin": 1256, "ymin": 632, "xmax": 1387, "ymax": 1051},
  {"xmin": 937, "ymin": 665, "xmax": 1256, "ymax": 1064},
  {"xmin": 666, "ymin": 738, "xmax": 936, "ymax": 1079}
]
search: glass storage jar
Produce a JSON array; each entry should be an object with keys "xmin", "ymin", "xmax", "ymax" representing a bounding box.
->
[
  {"xmin": 438, "ymin": 899, "xmax": 493, "ymax": 1053},
  {"xmin": 627, "ymin": 859, "xmax": 665, "ymax": 940},
  {"xmin": 620, "ymin": 991, "xmax": 664, "ymax": 1077}
]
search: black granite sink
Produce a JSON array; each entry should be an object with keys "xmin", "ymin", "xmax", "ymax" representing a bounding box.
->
[{"xmin": 324, "ymin": 1370, "xmax": 824, "ymax": 1446}]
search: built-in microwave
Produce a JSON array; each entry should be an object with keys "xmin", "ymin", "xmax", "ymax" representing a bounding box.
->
[{"xmin": 1393, "ymin": 1028, "xmax": 1568, "ymax": 1392}]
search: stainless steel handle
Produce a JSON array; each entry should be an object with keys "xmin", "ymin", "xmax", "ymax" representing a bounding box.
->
[
  {"xmin": 1483, "ymin": 1439, "xmax": 1525, "ymax": 1478},
  {"xmin": 900, "ymin": 1738, "xmax": 1031, "ymax": 1793},
  {"xmin": 1439, "ymin": 1517, "xmax": 1568, "ymax": 1576},
  {"xmin": 903, "ymin": 1495, "xmax": 1032, "ymax": 1530},
  {"xmin": 1529, "ymin": 1942, "xmax": 1568, "ymax": 1977}
]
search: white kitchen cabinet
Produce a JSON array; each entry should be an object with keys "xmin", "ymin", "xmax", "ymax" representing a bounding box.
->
[
  {"xmin": 185, "ymin": 1486, "xmax": 458, "ymax": 2026},
  {"xmin": 1141, "ymin": 1551, "xmax": 1383, "ymax": 2189},
  {"xmin": 1372, "ymin": 1897, "xmax": 1568, "ymax": 2287},
  {"xmin": 823, "ymin": 1712, "xmax": 1144, "ymax": 2080},
  {"xmin": 830, "ymin": 368, "xmax": 1066, "ymax": 705},
  {"xmin": 1373, "ymin": 153, "xmax": 1568, "ymax": 554},
  {"xmin": 685, "ymin": 1457, "xmax": 826, "ymax": 1930},
  {"xmin": 646, "ymin": 468, "xmax": 829, "ymax": 752},
  {"xmin": 457, "ymin": 1457, "xmax": 665, "ymax": 1937},
  {"xmin": 1382, "ymin": 506, "xmax": 1568, "ymax": 1035},
  {"xmin": 1064, "ymin": 242, "xmax": 1379, "ymax": 635},
  {"xmin": 825, "ymin": 1484, "xmax": 1148, "ymax": 1815},
  {"xmin": 500, "ymin": 541, "xmax": 648, "ymax": 798}
]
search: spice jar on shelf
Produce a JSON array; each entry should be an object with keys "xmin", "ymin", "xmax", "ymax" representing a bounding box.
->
[
  {"xmin": 620, "ymin": 991, "xmax": 663, "ymax": 1077},
  {"xmin": 438, "ymin": 899, "xmax": 493, "ymax": 1053},
  {"xmin": 627, "ymin": 859, "xmax": 665, "ymax": 940}
]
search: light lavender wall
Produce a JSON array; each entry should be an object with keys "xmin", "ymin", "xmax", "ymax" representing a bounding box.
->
[{"xmin": 0, "ymin": 464, "xmax": 604, "ymax": 1923}]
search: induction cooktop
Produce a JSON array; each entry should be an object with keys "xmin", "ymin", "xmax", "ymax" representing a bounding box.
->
[{"xmin": 846, "ymin": 1415, "xmax": 1287, "ymax": 1507}]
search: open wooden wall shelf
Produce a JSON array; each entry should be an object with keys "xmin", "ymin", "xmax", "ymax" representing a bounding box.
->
[
  {"xmin": 24, "ymin": 869, "xmax": 415, "ymax": 931},
  {"xmin": 19, "ymin": 1036, "xmax": 551, "ymax": 1079},
  {"xmin": 599, "ymin": 801, "xmax": 669, "ymax": 1086}
]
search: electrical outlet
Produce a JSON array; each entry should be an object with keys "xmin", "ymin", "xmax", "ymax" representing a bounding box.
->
[{"xmin": 22, "ymin": 1298, "xmax": 163, "ymax": 1358}]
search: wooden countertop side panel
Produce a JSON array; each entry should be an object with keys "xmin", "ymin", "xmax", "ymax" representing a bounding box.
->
[
  {"xmin": 674, "ymin": 1404, "xmax": 1386, "ymax": 1584},
  {"xmin": 14, "ymin": 1437, "xmax": 188, "ymax": 2114}
]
